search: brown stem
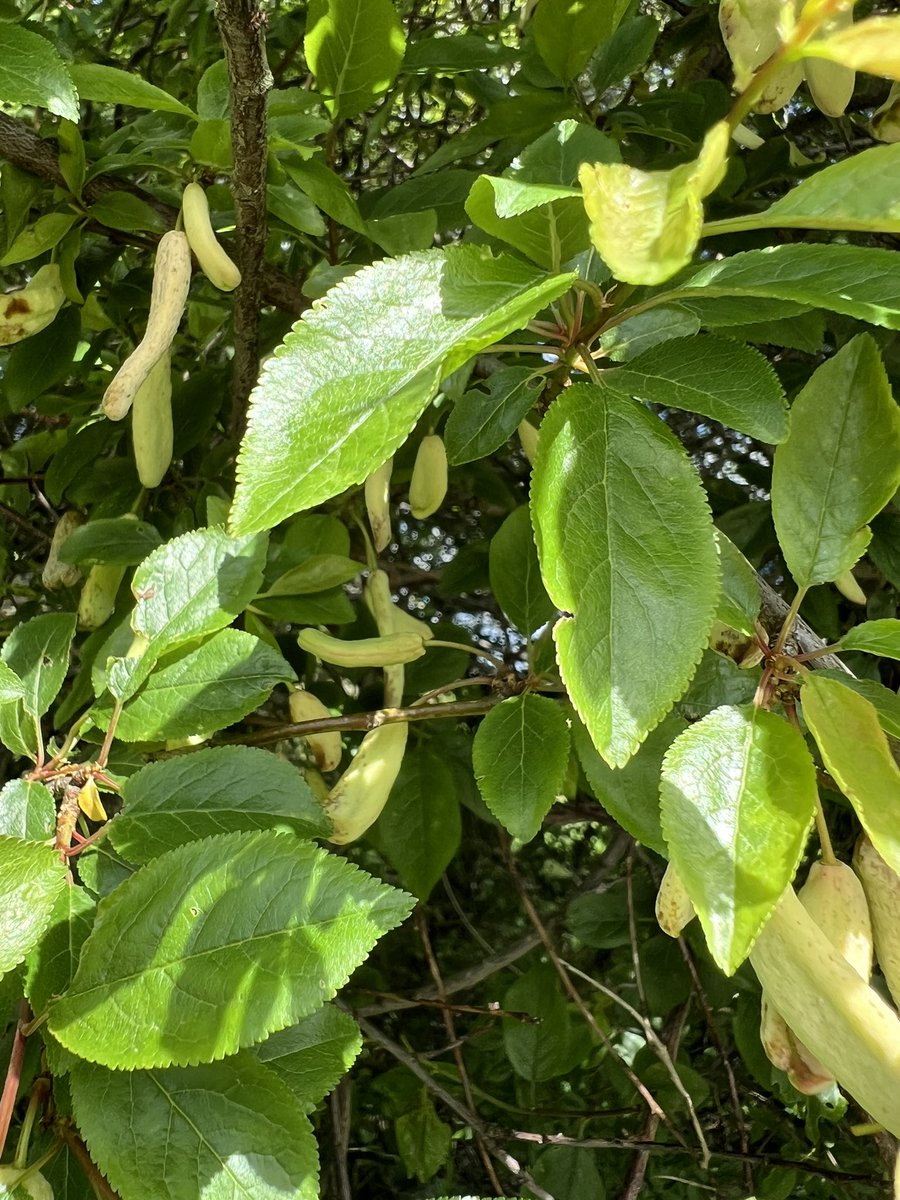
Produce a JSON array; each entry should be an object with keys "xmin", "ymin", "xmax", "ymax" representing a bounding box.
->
[
  {"xmin": 414, "ymin": 907, "xmax": 505, "ymax": 1196},
  {"xmin": 215, "ymin": 0, "xmax": 273, "ymax": 438},
  {"xmin": 211, "ymin": 696, "xmax": 504, "ymax": 749},
  {"xmin": 345, "ymin": 1007, "xmax": 555, "ymax": 1200},
  {"xmin": 0, "ymin": 1002, "xmax": 30, "ymax": 1160},
  {"xmin": 59, "ymin": 1126, "xmax": 121, "ymax": 1199}
]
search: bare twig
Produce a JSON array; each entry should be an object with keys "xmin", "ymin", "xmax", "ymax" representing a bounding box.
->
[
  {"xmin": 617, "ymin": 1001, "xmax": 690, "ymax": 1200},
  {"xmin": 345, "ymin": 1007, "xmax": 555, "ymax": 1200},
  {"xmin": 353, "ymin": 931, "xmax": 542, "ymax": 1017},
  {"xmin": 498, "ymin": 837, "xmax": 680, "ymax": 1139},
  {"xmin": 212, "ymin": 696, "xmax": 505, "ymax": 749},
  {"xmin": 415, "ymin": 907, "xmax": 505, "ymax": 1196},
  {"xmin": 678, "ymin": 939, "xmax": 753, "ymax": 1194},
  {"xmin": 215, "ymin": 0, "xmax": 273, "ymax": 436},
  {"xmin": 58, "ymin": 1126, "xmax": 121, "ymax": 1199},
  {"xmin": 328, "ymin": 1081, "xmax": 353, "ymax": 1200}
]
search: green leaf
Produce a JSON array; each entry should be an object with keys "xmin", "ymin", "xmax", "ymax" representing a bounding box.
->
[
  {"xmin": 598, "ymin": 304, "xmax": 700, "ymax": 363},
  {"xmin": 716, "ymin": 531, "xmax": 760, "ymax": 638},
  {"xmin": 1, "ymin": 211, "xmax": 80, "ymax": 266},
  {"xmin": 58, "ymin": 517, "xmax": 162, "ymax": 566},
  {"xmin": 705, "ymin": 142, "xmax": 900, "ymax": 237},
  {"xmin": 69, "ymin": 1055, "xmax": 319, "ymax": 1200},
  {"xmin": 0, "ymin": 836, "xmax": 68, "ymax": 977},
  {"xmin": 839, "ymin": 619, "xmax": 900, "ymax": 661},
  {"xmin": 472, "ymin": 694, "xmax": 570, "ymax": 841},
  {"xmin": 1, "ymin": 611, "xmax": 76, "ymax": 717},
  {"xmin": 772, "ymin": 334, "xmax": 900, "ymax": 588},
  {"xmin": 816, "ymin": 670, "xmax": 900, "ymax": 740},
  {"xmin": 679, "ymin": 244, "xmax": 900, "ymax": 331},
  {"xmin": 801, "ymin": 673, "xmax": 900, "ymax": 876},
  {"xmin": 282, "ymin": 157, "xmax": 367, "ymax": 236},
  {"xmin": 108, "ymin": 526, "xmax": 269, "ymax": 701},
  {"xmin": 259, "ymin": 554, "xmax": 361, "ymax": 597},
  {"xmin": 111, "ymin": 747, "xmax": 330, "ymax": 861},
  {"xmin": 571, "ymin": 710, "xmax": 684, "ymax": 856},
  {"xmin": 50, "ymin": 830, "xmax": 413, "ymax": 1068},
  {"xmin": 533, "ymin": 1147, "xmax": 606, "ymax": 1200},
  {"xmin": 502, "ymin": 963, "xmax": 582, "ymax": 1081},
  {"xmin": 367, "ymin": 746, "xmax": 461, "ymax": 900},
  {"xmin": 532, "ymin": 384, "xmax": 719, "ymax": 767},
  {"xmin": 0, "ymin": 780, "xmax": 55, "ymax": 840},
  {"xmin": 25, "ymin": 885, "xmax": 96, "ymax": 1013},
  {"xmin": 533, "ymin": 0, "xmax": 630, "ymax": 80},
  {"xmin": 305, "ymin": 0, "xmax": 406, "ymax": 120},
  {"xmin": 4, "ymin": 304, "xmax": 82, "ymax": 408},
  {"xmin": 601, "ymin": 334, "xmax": 789, "ymax": 443},
  {"xmin": 402, "ymin": 34, "xmax": 513, "ymax": 73},
  {"xmin": 579, "ymin": 121, "xmax": 730, "ymax": 285},
  {"xmin": 88, "ymin": 190, "xmax": 167, "ymax": 233},
  {"xmin": 659, "ymin": 705, "xmax": 817, "ymax": 974},
  {"xmin": 231, "ymin": 247, "xmax": 576, "ymax": 535},
  {"xmin": 395, "ymin": 1096, "xmax": 452, "ymax": 1183},
  {"xmin": 0, "ymin": 23, "xmax": 78, "ymax": 122},
  {"xmin": 489, "ymin": 506, "xmax": 555, "ymax": 635},
  {"xmin": 256, "ymin": 1005, "xmax": 362, "ymax": 1111},
  {"xmin": 68, "ymin": 63, "xmax": 194, "ymax": 117},
  {"xmin": 0, "ymin": 661, "xmax": 26, "ymax": 706},
  {"xmin": 465, "ymin": 177, "xmax": 588, "ymax": 268},
  {"xmin": 445, "ymin": 368, "xmax": 542, "ymax": 465},
  {"xmin": 93, "ymin": 629, "xmax": 294, "ymax": 743}
]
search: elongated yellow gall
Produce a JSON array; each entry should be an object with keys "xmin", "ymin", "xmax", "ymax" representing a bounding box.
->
[
  {"xmin": 288, "ymin": 687, "xmax": 342, "ymax": 771},
  {"xmin": 365, "ymin": 458, "xmax": 393, "ymax": 553},
  {"xmin": 131, "ymin": 350, "xmax": 173, "ymax": 489},
  {"xmin": 42, "ymin": 510, "xmax": 85, "ymax": 591},
  {"xmin": 853, "ymin": 835, "xmax": 900, "ymax": 1007},
  {"xmin": 297, "ymin": 627, "xmax": 426, "ymax": 667},
  {"xmin": 102, "ymin": 231, "xmax": 192, "ymax": 421},
  {"xmin": 408, "ymin": 434, "xmax": 448, "ymax": 519},
  {"xmin": 182, "ymin": 182, "xmax": 242, "ymax": 292},
  {"xmin": 324, "ymin": 721, "xmax": 408, "ymax": 844}
]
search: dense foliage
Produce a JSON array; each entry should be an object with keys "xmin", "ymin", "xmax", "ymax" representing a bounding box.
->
[{"xmin": 1, "ymin": 0, "xmax": 899, "ymax": 1197}]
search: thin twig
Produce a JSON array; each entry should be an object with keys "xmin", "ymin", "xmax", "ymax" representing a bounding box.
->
[
  {"xmin": 678, "ymin": 940, "xmax": 753, "ymax": 1194},
  {"xmin": 211, "ymin": 696, "xmax": 504, "ymax": 749},
  {"xmin": 353, "ymin": 931, "xmax": 542, "ymax": 1017},
  {"xmin": 499, "ymin": 836, "xmax": 679, "ymax": 1138},
  {"xmin": 58, "ymin": 1126, "xmax": 121, "ymax": 1199},
  {"xmin": 617, "ymin": 1001, "xmax": 690, "ymax": 1200},
  {"xmin": 215, "ymin": 0, "xmax": 273, "ymax": 437},
  {"xmin": 415, "ymin": 907, "xmax": 506, "ymax": 1196},
  {"xmin": 345, "ymin": 1007, "xmax": 555, "ymax": 1200},
  {"xmin": 328, "ymin": 1080, "xmax": 353, "ymax": 1200}
]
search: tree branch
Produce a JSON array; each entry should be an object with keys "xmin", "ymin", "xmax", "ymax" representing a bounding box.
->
[
  {"xmin": 215, "ymin": 0, "xmax": 273, "ymax": 437},
  {"xmin": 0, "ymin": 112, "xmax": 306, "ymax": 317}
]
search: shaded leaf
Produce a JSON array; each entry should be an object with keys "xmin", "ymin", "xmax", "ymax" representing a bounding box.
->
[
  {"xmin": 445, "ymin": 368, "xmax": 541, "ymax": 464},
  {"xmin": 473, "ymin": 694, "xmax": 570, "ymax": 841},
  {"xmin": 69, "ymin": 62, "xmax": 194, "ymax": 117},
  {"xmin": 772, "ymin": 334, "xmax": 900, "ymax": 587},
  {"xmin": 489, "ymin": 506, "xmax": 555, "ymax": 635},
  {"xmin": 601, "ymin": 334, "xmax": 788, "ymax": 443},
  {"xmin": 305, "ymin": 0, "xmax": 405, "ymax": 119},
  {"xmin": 840, "ymin": 619, "xmax": 900, "ymax": 661},
  {"xmin": 801, "ymin": 674, "xmax": 900, "ymax": 876},
  {"xmin": 367, "ymin": 746, "xmax": 461, "ymax": 899},
  {"xmin": 256, "ymin": 1005, "xmax": 362, "ymax": 1111}
]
